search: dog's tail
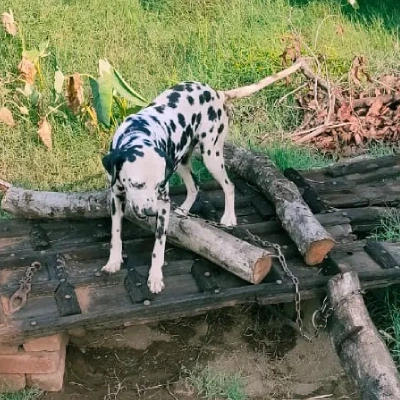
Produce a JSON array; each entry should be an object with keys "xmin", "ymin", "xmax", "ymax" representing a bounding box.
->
[{"xmin": 221, "ymin": 59, "xmax": 304, "ymax": 101}]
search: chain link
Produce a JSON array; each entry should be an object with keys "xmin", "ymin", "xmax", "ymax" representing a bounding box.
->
[{"xmin": 9, "ymin": 261, "xmax": 41, "ymax": 314}]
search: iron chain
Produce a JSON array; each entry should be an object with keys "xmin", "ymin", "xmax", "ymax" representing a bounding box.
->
[{"xmin": 9, "ymin": 261, "xmax": 41, "ymax": 314}]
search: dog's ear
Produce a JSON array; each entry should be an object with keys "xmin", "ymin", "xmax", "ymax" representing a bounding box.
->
[
  {"xmin": 102, "ymin": 151, "xmax": 126, "ymax": 185},
  {"xmin": 102, "ymin": 153, "xmax": 113, "ymax": 175}
]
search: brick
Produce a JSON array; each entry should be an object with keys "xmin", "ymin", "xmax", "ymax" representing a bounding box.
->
[
  {"xmin": 27, "ymin": 340, "xmax": 67, "ymax": 392},
  {"xmin": 0, "ymin": 343, "xmax": 19, "ymax": 355},
  {"xmin": 23, "ymin": 333, "xmax": 68, "ymax": 352},
  {"xmin": 0, "ymin": 374, "xmax": 26, "ymax": 393},
  {"xmin": 0, "ymin": 349, "xmax": 62, "ymax": 374}
]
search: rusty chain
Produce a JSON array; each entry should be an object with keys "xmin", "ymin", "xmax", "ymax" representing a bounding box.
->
[{"xmin": 9, "ymin": 261, "xmax": 41, "ymax": 314}]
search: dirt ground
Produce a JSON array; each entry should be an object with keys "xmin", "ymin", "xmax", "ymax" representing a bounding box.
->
[{"xmin": 44, "ymin": 303, "xmax": 358, "ymax": 400}]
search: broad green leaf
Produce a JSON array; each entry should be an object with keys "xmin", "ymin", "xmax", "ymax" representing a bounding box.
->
[
  {"xmin": 38, "ymin": 40, "xmax": 50, "ymax": 57},
  {"xmin": 23, "ymin": 49, "xmax": 40, "ymax": 63},
  {"xmin": 54, "ymin": 69, "xmax": 64, "ymax": 95},
  {"xmin": 126, "ymin": 105, "xmax": 143, "ymax": 115},
  {"xmin": 89, "ymin": 75, "xmax": 113, "ymax": 127},
  {"xmin": 112, "ymin": 67, "xmax": 148, "ymax": 107}
]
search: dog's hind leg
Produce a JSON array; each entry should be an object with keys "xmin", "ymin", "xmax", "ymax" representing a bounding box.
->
[
  {"xmin": 202, "ymin": 144, "xmax": 237, "ymax": 227},
  {"xmin": 174, "ymin": 162, "xmax": 199, "ymax": 216},
  {"xmin": 102, "ymin": 190, "xmax": 125, "ymax": 273},
  {"xmin": 148, "ymin": 196, "xmax": 171, "ymax": 293}
]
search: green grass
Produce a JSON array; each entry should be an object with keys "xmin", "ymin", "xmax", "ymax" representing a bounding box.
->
[
  {"xmin": 0, "ymin": 389, "xmax": 42, "ymax": 400},
  {"xmin": 183, "ymin": 365, "xmax": 247, "ymax": 400},
  {"xmin": 370, "ymin": 208, "xmax": 400, "ymax": 242},
  {"xmin": 1, "ymin": 0, "xmax": 400, "ymax": 192}
]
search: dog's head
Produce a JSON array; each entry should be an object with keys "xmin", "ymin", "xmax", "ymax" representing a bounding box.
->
[{"xmin": 102, "ymin": 147, "xmax": 174, "ymax": 218}]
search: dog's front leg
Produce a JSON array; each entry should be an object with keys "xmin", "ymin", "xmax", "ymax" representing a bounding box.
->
[
  {"xmin": 102, "ymin": 190, "xmax": 125, "ymax": 274},
  {"xmin": 148, "ymin": 198, "xmax": 171, "ymax": 293}
]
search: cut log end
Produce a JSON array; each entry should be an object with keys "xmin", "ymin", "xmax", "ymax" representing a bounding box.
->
[
  {"xmin": 305, "ymin": 238, "xmax": 335, "ymax": 266},
  {"xmin": 253, "ymin": 256, "xmax": 273, "ymax": 284}
]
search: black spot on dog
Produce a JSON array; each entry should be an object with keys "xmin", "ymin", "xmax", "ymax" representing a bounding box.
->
[
  {"xmin": 111, "ymin": 198, "xmax": 116, "ymax": 215},
  {"xmin": 151, "ymin": 115, "xmax": 161, "ymax": 125},
  {"xmin": 216, "ymin": 151, "xmax": 220, "ymax": 156},
  {"xmin": 191, "ymin": 113, "xmax": 197, "ymax": 125},
  {"xmin": 152, "ymin": 253, "xmax": 156, "ymax": 258},
  {"xmin": 161, "ymin": 209, "xmax": 167, "ymax": 215},
  {"xmin": 207, "ymin": 149, "xmax": 211, "ymax": 156},
  {"xmin": 124, "ymin": 117, "xmax": 152, "ymax": 137},
  {"xmin": 155, "ymin": 105, "xmax": 165, "ymax": 114},
  {"xmin": 225, "ymin": 179, "xmax": 229, "ymax": 184},
  {"xmin": 167, "ymin": 91, "xmax": 181, "ymax": 108},
  {"xmin": 171, "ymin": 84, "xmax": 186, "ymax": 91},
  {"xmin": 178, "ymin": 113, "xmax": 186, "ymax": 128},
  {"xmin": 217, "ymin": 109, "xmax": 222, "ymax": 119},
  {"xmin": 208, "ymin": 106, "xmax": 217, "ymax": 121},
  {"xmin": 203, "ymin": 90, "xmax": 211, "ymax": 102},
  {"xmin": 199, "ymin": 94, "xmax": 205, "ymax": 105},
  {"xmin": 195, "ymin": 113, "xmax": 202, "ymax": 129},
  {"xmin": 196, "ymin": 85, "xmax": 201, "ymax": 90},
  {"xmin": 218, "ymin": 123, "xmax": 225, "ymax": 134},
  {"xmin": 216, "ymin": 92, "xmax": 220, "ymax": 99},
  {"xmin": 185, "ymin": 83, "xmax": 194, "ymax": 92},
  {"xmin": 200, "ymin": 143, "xmax": 205, "ymax": 154},
  {"xmin": 221, "ymin": 164, "xmax": 224, "ymax": 169},
  {"xmin": 170, "ymin": 120, "xmax": 176, "ymax": 132},
  {"xmin": 210, "ymin": 126, "xmax": 214, "ymax": 133},
  {"xmin": 143, "ymin": 139, "xmax": 152, "ymax": 146},
  {"xmin": 187, "ymin": 95, "xmax": 194, "ymax": 105},
  {"xmin": 201, "ymin": 132, "xmax": 207, "ymax": 138},
  {"xmin": 156, "ymin": 215, "xmax": 165, "ymax": 240}
]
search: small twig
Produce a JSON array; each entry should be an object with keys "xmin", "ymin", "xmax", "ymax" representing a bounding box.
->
[
  {"xmin": 166, "ymin": 381, "xmax": 179, "ymax": 400},
  {"xmin": 292, "ymin": 122, "xmax": 353, "ymax": 141},
  {"xmin": 0, "ymin": 178, "xmax": 12, "ymax": 191},
  {"xmin": 276, "ymin": 82, "xmax": 309, "ymax": 105}
]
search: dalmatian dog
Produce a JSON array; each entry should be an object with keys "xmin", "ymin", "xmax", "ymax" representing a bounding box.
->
[{"xmin": 101, "ymin": 62, "xmax": 301, "ymax": 294}]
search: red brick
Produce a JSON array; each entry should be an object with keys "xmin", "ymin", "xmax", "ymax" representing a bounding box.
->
[
  {"xmin": 0, "ymin": 349, "xmax": 62, "ymax": 374},
  {"xmin": 0, "ymin": 374, "xmax": 26, "ymax": 393},
  {"xmin": 0, "ymin": 343, "xmax": 19, "ymax": 355},
  {"xmin": 23, "ymin": 333, "xmax": 68, "ymax": 352},
  {"xmin": 27, "ymin": 340, "xmax": 67, "ymax": 392}
]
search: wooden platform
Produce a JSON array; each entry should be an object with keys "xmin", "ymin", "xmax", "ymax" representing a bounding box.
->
[{"xmin": 2, "ymin": 154, "xmax": 400, "ymax": 345}]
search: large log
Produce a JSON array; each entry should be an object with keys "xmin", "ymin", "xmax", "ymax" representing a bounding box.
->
[
  {"xmin": 223, "ymin": 143, "xmax": 335, "ymax": 265},
  {"xmin": 328, "ymin": 271, "xmax": 400, "ymax": 399},
  {"xmin": 0, "ymin": 185, "xmax": 272, "ymax": 285}
]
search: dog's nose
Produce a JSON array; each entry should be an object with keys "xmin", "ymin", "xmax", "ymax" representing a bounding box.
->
[{"xmin": 143, "ymin": 208, "xmax": 157, "ymax": 217}]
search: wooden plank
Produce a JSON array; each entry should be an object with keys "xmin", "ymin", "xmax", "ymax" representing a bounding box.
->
[
  {"xmin": 191, "ymin": 258, "xmax": 222, "ymax": 293},
  {"xmin": 29, "ymin": 224, "xmax": 50, "ymax": 251},
  {"xmin": 364, "ymin": 240, "xmax": 400, "ymax": 269}
]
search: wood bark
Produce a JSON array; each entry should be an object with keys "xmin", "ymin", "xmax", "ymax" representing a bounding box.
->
[
  {"xmin": 1, "ymin": 186, "xmax": 272, "ymax": 284},
  {"xmin": 223, "ymin": 143, "xmax": 335, "ymax": 265},
  {"xmin": 328, "ymin": 271, "xmax": 400, "ymax": 400}
]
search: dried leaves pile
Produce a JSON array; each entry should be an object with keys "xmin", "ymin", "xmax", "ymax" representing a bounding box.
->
[{"xmin": 292, "ymin": 57, "xmax": 400, "ymax": 156}]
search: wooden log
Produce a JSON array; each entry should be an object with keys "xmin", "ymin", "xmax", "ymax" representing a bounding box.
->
[
  {"xmin": 1, "ymin": 186, "xmax": 272, "ymax": 285},
  {"xmin": 223, "ymin": 143, "xmax": 335, "ymax": 265},
  {"xmin": 328, "ymin": 271, "xmax": 400, "ymax": 399}
]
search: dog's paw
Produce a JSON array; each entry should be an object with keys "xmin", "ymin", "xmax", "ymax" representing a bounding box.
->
[
  {"xmin": 220, "ymin": 214, "xmax": 237, "ymax": 227},
  {"xmin": 148, "ymin": 273, "xmax": 165, "ymax": 294},
  {"xmin": 101, "ymin": 258, "xmax": 123, "ymax": 274}
]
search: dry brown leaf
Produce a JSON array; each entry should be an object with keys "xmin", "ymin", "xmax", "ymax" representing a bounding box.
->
[
  {"xmin": 18, "ymin": 56, "xmax": 36, "ymax": 84},
  {"xmin": 37, "ymin": 117, "xmax": 52, "ymax": 150},
  {"xmin": 1, "ymin": 10, "xmax": 17, "ymax": 36},
  {"xmin": 65, "ymin": 73, "xmax": 84, "ymax": 114},
  {"xmin": 350, "ymin": 56, "xmax": 372, "ymax": 85},
  {"xmin": 337, "ymin": 103, "xmax": 352, "ymax": 121},
  {"xmin": 0, "ymin": 107, "xmax": 15, "ymax": 126},
  {"xmin": 367, "ymin": 97, "xmax": 384, "ymax": 116}
]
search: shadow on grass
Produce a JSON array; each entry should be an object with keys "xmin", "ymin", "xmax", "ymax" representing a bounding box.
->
[{"xmin": 288, "ymin": 0, "xmax": 400, "ymax": 32}]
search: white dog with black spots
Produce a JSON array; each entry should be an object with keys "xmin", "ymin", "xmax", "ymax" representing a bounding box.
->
[{"xmin": 101, "ymin": 62, "xmax": 302, "ymax": 293}]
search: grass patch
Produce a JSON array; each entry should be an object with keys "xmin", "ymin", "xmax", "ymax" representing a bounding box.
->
[
  {"xmin": 366, "ymin": 142, "xmax": 399, "ymax": 158},
  {"xmin": 0, "ymin": 389, "xmax": 42, "ymax": 400},
  {"xmin": 370, "ymin": 208, "xmax": 400, "ymax": 242},
  {"xmin": 258, "ymin": 141, "xmax": 333, "ymax": 171},
  {"xmin": 183, "ymin": 365, "xmax": 247, "ymax": 400},
  {"xmin": 1, "ymin": 0, "xmax": 400, "ymax": 191}
]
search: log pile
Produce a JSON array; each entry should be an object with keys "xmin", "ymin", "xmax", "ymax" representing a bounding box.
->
[{"xmin": 292, "ymin": 58, "xmax": 400, "ymax": 155}]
